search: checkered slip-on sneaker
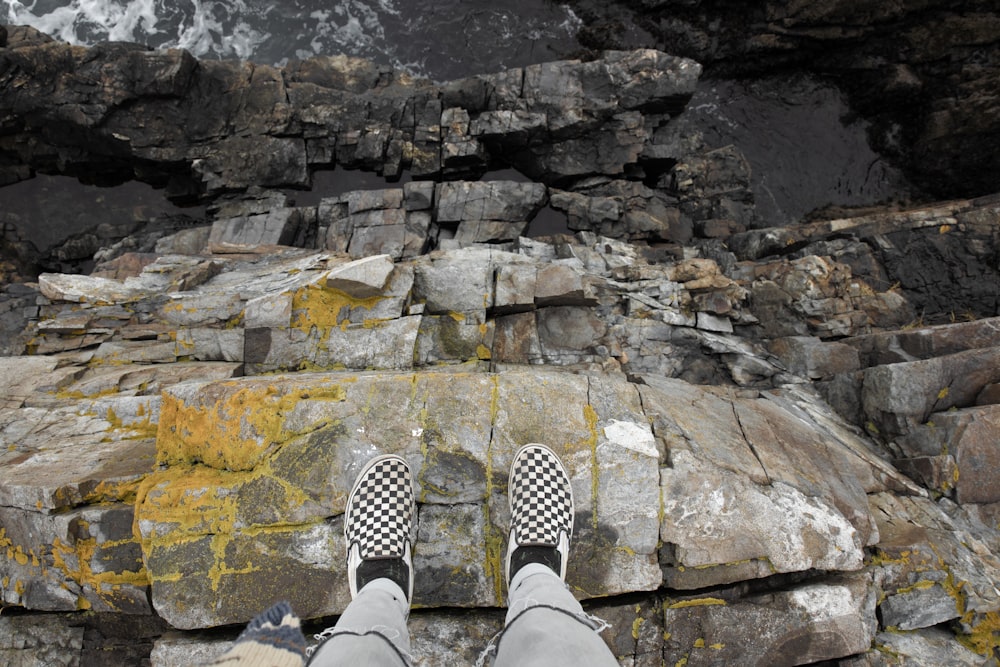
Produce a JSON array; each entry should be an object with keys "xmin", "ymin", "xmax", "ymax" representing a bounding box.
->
[
  {"xmin": 344, "ymin": 454, "xmax": 416, "ymax": 602},
  {"xmin": 505, "ymin": 443, "xmax": 575, "ymax": 586}
]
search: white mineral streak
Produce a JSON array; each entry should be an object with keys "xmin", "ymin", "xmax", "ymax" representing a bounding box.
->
[
  {"xmin": 661, "ymin": 450, "xmax": 863, "ymax": 572},
  {"xmin": 603, "ymin": 419, "xmax": 657, "ymax": 457}
]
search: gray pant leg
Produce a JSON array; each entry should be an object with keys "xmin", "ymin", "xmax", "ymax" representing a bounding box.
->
[
  {"xmin": 308, "ymin": 579, "xmax": 411, "ymax": 667},
  {"xmin": 493, "ymin": 564, "xmax": 618, "ymax": 667}
]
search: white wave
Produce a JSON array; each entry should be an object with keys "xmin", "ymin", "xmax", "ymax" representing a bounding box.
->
[
  {"xmin": 171, "ymin": 0, "xmax": 270, "ymax": 60},
  {"xmin": 3, "ymin": 0, "xmax": 161, "ymax": 44}
]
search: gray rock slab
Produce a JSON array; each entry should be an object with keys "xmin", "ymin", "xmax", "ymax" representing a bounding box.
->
[
  {"xmin": 324, "ymin": 254, "xmax": 395, "ymax": 298},
  {"xmin": 898, "ymin": 405, "xmax": 1000, "ymax": 504},
  {"xmin": 879, "ymin": 580, "xmax": 962, "ymax": 630},
  {"xmin": 435, "ymin": 181, "xmax": 547, "ymax": 223},
  {"xmin": 38, "ymin": 273, "xmax": 146, "ymax": 304},
  {"xmin": 861, "ymin": 347, "xmax": 1000, "ymax": 439},
  {"xmin": 846, "ymin": 316, "xmax": 1000, "ymax": 367},
  {"xmin": 174, "ymin": 328, "xmax": 244, "ymax": 362},
  {"xmin": 769, "ymin": 335, "xmax": 862, "ymax": 379},
  {"xmin": 661, "ymin": 574, "xmax": 876, "ymax": 666},
  {"xmin": 640, "ymin": 377, "xmax": 888, "ymax": 588},
  {"xmin": 207, "ymin": 208, "xmax": 304, "ymax": 253},
  {"xmin": 138, "ymin": 369, "xmax": 663, "ymax": 628},
  {"xmin": 414, "ymin": 315, "xmax": 494, "ymax": 365},
  {"xmin": 0, "ymin": 400, "xmax": 157, "ymax": 511},
  {"xmin": 0, "ymin": 356, "xmax": 61, "ymax": 408},
  {"xmin": 412, "ymin": 247, "xmax": 519, "ymax": 316},
  {"xmin": 660, "ymin": 451, "xmax": 864, "ymax": 583},
  {"xmin": 1, "ymin": 503, "xmax": 150, "ymax": 613},
  {"xmin": 869, "ymin": 492, "xmax": 1000, "ymax": 621},
  {"xmin": 871, "ymin": 628, "xmax": 987, "ymax": 667},
  {"xmin": 158, "ymin": 293, "xmax": 244, "ymax": 326},
  {"xmin": 150, "ymin": 634, "xmax": 228, "ymax": 667}
]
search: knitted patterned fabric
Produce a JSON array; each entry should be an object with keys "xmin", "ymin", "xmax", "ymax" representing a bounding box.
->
[{"xmin": 206, "ymin": 601, "xmax": 306, "ymax": 667}]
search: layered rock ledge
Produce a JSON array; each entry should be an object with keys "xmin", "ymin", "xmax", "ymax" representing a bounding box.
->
[{"xmin": 2, "ymin": 25, "xmax": 1000, "ymax": 667}]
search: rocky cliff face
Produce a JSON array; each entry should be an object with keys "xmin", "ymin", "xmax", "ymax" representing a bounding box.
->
[{"xmin": 1, "ymin": 18, "xmax": 999, "ymax": 667}]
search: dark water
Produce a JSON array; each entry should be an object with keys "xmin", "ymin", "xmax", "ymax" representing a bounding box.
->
[
  {"xmin": 1, "ymin": 1, "xmax": 914, "ymax": 264},
  {"xmin": 2, "ymin": 0, "xmax": 584, "ymax": 80},
  {"xmin": 686, "ymin": 74, "xmax": 913, "ymax": 227}
]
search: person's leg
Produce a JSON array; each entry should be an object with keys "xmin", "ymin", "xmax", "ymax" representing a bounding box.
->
[
  {"xmin": 493, "ymin": 564, "xmax": 617, "ymax": 667},
  {"xmin": 307, "ymin": 454, "xmax": 416, "ymax": 667},
  {"xmin": 488, "ymin": 444, "xmax": 618, "ymax": 667},
  {"xmin": 307, "ymin": 578, "xmax": 410, "ymax": 666}
]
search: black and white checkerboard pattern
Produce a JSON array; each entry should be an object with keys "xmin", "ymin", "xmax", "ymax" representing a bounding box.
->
[
  {"xmin": 345, "ymin": 456, "xmax": 415, "ymax": 559},
  {"xmin": 509, "ymin": 445, "xmax": 574, "ymax": 546}
]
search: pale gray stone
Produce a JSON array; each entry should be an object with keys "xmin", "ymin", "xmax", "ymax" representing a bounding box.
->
[
  {"xmin": 38, "ymin": 273, "xmax": 144, "ymax": 303},
  {"xmin": 769, "ymin": 335, "xmax": 861, "ymax": 379},
  {"xmin": 861, "ymin": 347, "xmax": 1000, "ymax": 438},
  {"xmin": 871, "ymin": 628, "xmax": 987, "ymax": 667},
  {"xmin": 158, "ymin": 293, "xmax": 243, "ymax": 326},
  {"xmin": 174, "ymin": 328, "xmax": 244, "ymax": 362},
  {"xmin": 879, "ymin": 581, "xmax": 962, "ymax": 630},
  {"xmin": 150, "ymin": 635, "xmax": 228, "ymax": 667},
  {"xmin": 208, "ymin": 208, "xmax": 304, "ymax": 252},
  {"xmin": 0, "ymin": 356, "xmax": 60, "ymax": 408},
  {"xmin": 412, "ymin": 247, "xmax": 515, "ymax": 316},
  {"xmin": 0, "ymin": 398, "xmax": 158, "ymax": 510},
  {"xmin": 662, "ymin": 574, "xmax": 876, "ymax": 666},
  {"xmin": 325, "ymin": 254, "xmax": 395, "ymax": 298},
  {"xmin": 695, "ymin": 311, "xmax": 733, "ymax": 333},
  {"xmin": 244, "ymin": 291, "xmax": 293, "ymax": 328},
  {"xmin": 436, "ymin": 181, "xmax": 547, "ymax": 224},
  {"xmin": 346, "ymin": 188, "xmax": 403, "ymax": 214},
  {"xmin": 661, "ymin": 450, "xmax": 865, "ymax": 579},
  {"xmin": 898, "ymin": 405, "xmax": 1000, "ymax": 504}
]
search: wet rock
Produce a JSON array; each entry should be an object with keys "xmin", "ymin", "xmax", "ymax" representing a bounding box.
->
[{"xmin": 0, "ymin": 42, "xmax": 700, "ymax": 204}]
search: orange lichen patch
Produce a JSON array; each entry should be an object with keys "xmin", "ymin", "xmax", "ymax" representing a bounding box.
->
[
  {"xmin": 667, "ymin": 597, "xmax": 727, "ymax": 609},
  {"xmin": 82, "ymin": 479, "xmax": 145, "ymax": 506},
  {"xmin": 156, "ymin": 380, "xmax": 348, "ymax": 471},
  {"xmin": 51, "ymin": 528, "xmax": 148, "ymax": 611},
  {"xmin": 291, "ymin": 284, "xmax": 384, "ymax": 332},
  {"xmin": 134, "ymin": 462, "xmax": 323, "ymax": 593},
  {"xmin": 104, "ymin": 404, "xmax": 159, "ymax": 441},
  {"xmin": 135, "ymin": 465, "xmax": 244, "ymax": 541}
]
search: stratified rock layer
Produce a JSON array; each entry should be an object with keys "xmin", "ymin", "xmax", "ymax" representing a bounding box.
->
[{"xmin": 1, "ymin": 25, "xmax": 999, "ymax": 667}]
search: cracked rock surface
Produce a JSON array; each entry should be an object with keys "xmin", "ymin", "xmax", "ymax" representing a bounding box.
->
[{"xmin": 1, "ymin": 22, "xmax": 1000, "ymax": 667}]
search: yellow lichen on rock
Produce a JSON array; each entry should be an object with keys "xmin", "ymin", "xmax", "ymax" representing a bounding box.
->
[
  {"xmin": 50, "ymin": 530, "xmax": 148, "ymax": 611},
  {"xmin": 156, "ymin": 380, "xmax": 348, "ymax": 471},
  {"xmin": 291, "ymin": 283, "xmax": 384, "ymax": 332}
]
